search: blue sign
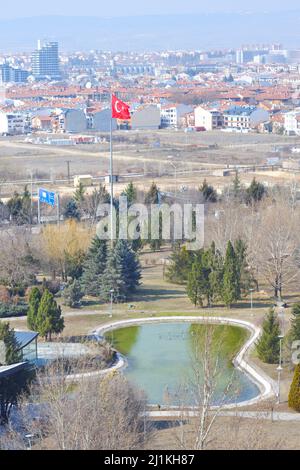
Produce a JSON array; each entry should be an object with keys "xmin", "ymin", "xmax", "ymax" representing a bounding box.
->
[{"xmin": 39, "ymin": 188, "xmax": 56, "ymax": 207}]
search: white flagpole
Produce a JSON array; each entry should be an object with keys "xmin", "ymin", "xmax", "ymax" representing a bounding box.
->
[{"xmin": 110, "ymin": 94, "xmax": 114, "ymax": 248}]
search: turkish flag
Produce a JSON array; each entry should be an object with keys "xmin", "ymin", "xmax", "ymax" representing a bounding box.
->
[{"xmin": 111, "ymin": 94, "xmax": 131, "ymax": 120}]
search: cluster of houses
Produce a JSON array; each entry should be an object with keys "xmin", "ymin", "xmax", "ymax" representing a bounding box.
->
[{"xmin": 1, "ymin": 97, "xmax": 300, "ymax": 136}]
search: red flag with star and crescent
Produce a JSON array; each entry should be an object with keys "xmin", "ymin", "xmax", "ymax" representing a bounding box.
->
[{"xmin": 111, "ymin": 94, "xmax": 131, "ymax": 120}]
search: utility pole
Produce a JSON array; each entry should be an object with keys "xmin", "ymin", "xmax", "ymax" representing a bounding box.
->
[{"xmin": 65, "ymin": 160, "xmax": 71, "ymax": 185}]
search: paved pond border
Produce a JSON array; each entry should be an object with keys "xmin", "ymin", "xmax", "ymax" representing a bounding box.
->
[{"xmin": 94, "ymin": 316, "xmax": 277, "ymax": 409}]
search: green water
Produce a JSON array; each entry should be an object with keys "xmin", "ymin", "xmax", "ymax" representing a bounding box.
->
[{"xmin": 105, "ymin": 322, "xmax": 259, "ymax": 405}]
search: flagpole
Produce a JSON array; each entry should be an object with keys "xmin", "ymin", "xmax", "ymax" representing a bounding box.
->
[{"xmin": 110, "ymin": 94, "xmax": 114, "ymax": 248}]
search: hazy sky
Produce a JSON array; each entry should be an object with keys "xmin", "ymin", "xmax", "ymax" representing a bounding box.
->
[{"xmin": 1, "ymin": 0, "xmax": 300, "ymax": 19}]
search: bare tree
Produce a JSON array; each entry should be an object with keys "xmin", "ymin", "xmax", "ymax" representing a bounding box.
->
[
  {"xmin": 3, "ymin": 361, "xmax": 153, "ymax": 450},
  {"xmin": 173, "ymin": 324, "xmax": 237, "ymax": 450},
  {"xmin": 254, "ymin": 201, "xmax": 300, "ymax": 301}
]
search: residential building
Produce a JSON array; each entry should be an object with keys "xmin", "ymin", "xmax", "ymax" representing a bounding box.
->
[
  {"xmin": 131, "ymin": 105, "xmax": 161, "ymax": 130},
  {"xmin": 223, "ymin": 106, "xmax": 269, "ymax": 130},
  {"xmin": 194, "ymin": 106, "xmax": 224, "ymax": 131},
  {"xmin": 89, "ymin": 108, "xmax": 117, "ymax": 132},
  {"xmin": 0, "ymin": 111, "xmax": 26, "ymax": 135},
  {"xmin": 53, "ymin": 109, "xmax": 87, "ymax": 133},
  {"xmin": 31, "ymin": 41, "xmax": 60, "ymax": 80},
  {"xmin": 0, "ymin": 64, "xmax": 29, "ymax": 83},
  {"xmin": 284, "ymin": 110, "xmax": 300, "ymax": 135},
  {"xmin": 160, "ymin": 104, "xmax": 193, "ymax": 128}
]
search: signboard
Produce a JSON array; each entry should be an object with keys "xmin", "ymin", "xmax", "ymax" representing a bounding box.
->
[{"xmin": 39, "ymin": 188, "xmax": 56, "ymax": 207}]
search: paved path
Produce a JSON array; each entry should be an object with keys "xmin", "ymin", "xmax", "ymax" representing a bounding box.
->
[{"xmin": 144, "ymin": 409, "xmax": 300, "ymax": 422}]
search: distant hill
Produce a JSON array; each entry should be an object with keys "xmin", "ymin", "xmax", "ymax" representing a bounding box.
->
[{"xmin": 1, "ymin": 12, "xmax": 300, "ymax": 52}]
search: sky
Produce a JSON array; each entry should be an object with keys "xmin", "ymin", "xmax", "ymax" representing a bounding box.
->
[{"xmin": 0, "ymin": 0, "xmax": 300, "ymax": 19}]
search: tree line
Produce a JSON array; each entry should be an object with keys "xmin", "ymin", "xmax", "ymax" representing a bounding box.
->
[{"xmin": 167, "ymin": 239, "xmax": 253, "ymax": 308}]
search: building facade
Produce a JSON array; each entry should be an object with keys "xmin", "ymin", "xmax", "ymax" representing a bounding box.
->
[
  {"xmin": 194, "ymin": 106, "xmax": 224, "ymax": 131},
  {"xmin": 0, "ymin": 112, "xmax": 26, "ymax": 135},
  {"xmin": 31, "ymin": 41, "xmax": 60, "ymax": 80}
]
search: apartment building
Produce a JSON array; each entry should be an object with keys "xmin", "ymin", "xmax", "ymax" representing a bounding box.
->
[
  {"xmin": 52, "ymin": 109, "xmax": 87, "ymax": 133},
  {"xmin": 223, "ymin": 106, "xmax": 269, "ymax": 130},
  {"xmin": 160, "ymin": 104, "xmax": 193, "ymax": 128},
  {"xmin": 194, "ymin": 106, "xmax": 224, "ymax": 130},
  {"xmin": 31, "ymin": 41, "xmax": 60, "ymax": 80},
  {"xmin": 284, "ymin": 110, "xmax": 300, "ymax": 135},
  {"xmin": 131, "ymin": 105, "xmax": 161, "ymax": 130},
  {"xmin": 0, "ymin": 112, "xmax": 26, "ymax": 135},
  {"xmin": 0, "ymin": 64, "xmax": 29, "ymax": 83}
]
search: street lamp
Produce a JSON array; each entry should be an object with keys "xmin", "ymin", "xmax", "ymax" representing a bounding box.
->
[
  {"xmin": 249, "ymin": 288, "xmax": 255, "ymax": 314},
  {"xmin": 277, "ymin": 335, "xmax": 284, "ymax": 405},
  {"xmin": 167, "ymin": 155, "xmax": 177, "ymax": 198},
  {"xmin": 277, "ymin": 304, "xmax": 285, "ymax": 405},
  {"xmin": 109, "ymin": 289, "xmax": 114, "ymax": 318}
]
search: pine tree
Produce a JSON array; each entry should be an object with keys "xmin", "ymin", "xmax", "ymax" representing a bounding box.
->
[
  {"xmin": 63, "ymin": 199, "xmax": 80, "ymax": 220},
  {"xmin": 222, "ymin": 241, "xmax": 240, "ymax": 307},
  {"xmin": 231, "ymin": 171, "xmax": 242, "ymax": 200},
  {"xmin": 199, "ymin": 179, "xmax": 217, "ymax": 202},
  {"xmin": 187, "ymin": 254, "xmax": 211, "ymax": 307},
  {"xmin": 166, "ymin": 245, "xmax": 193, "ymax": 284},
  {"xmin": 122, "ymin": 181, "xmax": 137, "ymax": 206},
  {"xmin": 36, "ymin": 289, "xmax": 64, "ymax": 341},
  {"xmin": 245, "ymin": 178, "xmax": 266, "ymax": 205},
  {"xmin": 290, "ymin": 303, "xmax": 300, "ymax": 343},
  {"xmin": 256, "ymin": 309, "xmax": 280, "ymax": 364},
  {"xmin": 81, "ymin": 237, "xmax": 107, "ymax": 296},
  {"xmin": 73, "ymin": 182, "xmax": 86, "ymax": 204},
  {"xmin": 27, "ymin": 287, "xmax": 42, "ymax": 331},
  {"xmin": 100, "ymin": 247, "xmax": 127, "ymax": 303},
  {"xmin": 0, "ymin": 322, "xmax": 21, "ymax": 365},
  {"xmin": 63, "ymin": 280, "xmax": 84, "ymax": 308},
  {"xmin": 145, "ymin": 182, "xmax": 163, "ymax": 251},
  {"xmin": 114, "ymin": 240, "xmax": 141, "ymax": 293},
  {"xmin": 288, "ymin": 364, "xmax": 300, "ymax": 412},
  {"xmin": 234, "ymin": 238, "xmax": 253, "ymax": 294},
  {"xmin": 207, "ymin": 242, "xmax": 224, "ymax": 304}
]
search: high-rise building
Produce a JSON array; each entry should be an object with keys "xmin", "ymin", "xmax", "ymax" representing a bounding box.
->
[
  {"xmin": 31, "ymin": 41, "xmax": 60, "ymax": 80},
  {"xmin": 0, "ymin": 63, "xmax": 29, "ymax": 83}
]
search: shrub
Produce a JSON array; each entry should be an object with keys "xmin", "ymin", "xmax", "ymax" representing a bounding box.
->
[
  {"xmin": 288, "ymin": 364, "xmax": 300, "ymax": 412},
  {"xmin": 0, "ymin": 302, "xmax": 29, "ymax": 318}
]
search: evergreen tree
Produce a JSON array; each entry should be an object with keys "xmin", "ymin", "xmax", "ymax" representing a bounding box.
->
[
  {"xmin": 81, "ymin": 237, "xmax": 107, "ymax": 296},
  {"xmin": 73, "ymin": 182, "xmax": 86, "ymax": 205},
  {"xmin": 288, "ymin": 364, "xmax": 300, "ymax": 412},
  {"xmin": 27, "ymin": 287, "xmax": 42, "ymax": 331},
  {"xmin": 63, "ymin": 199, "xmax": 80, "ymax": 220},
  {"xmin": 199, "ymin": 179, "xmax": 217, "ymax": 202},
  {"xmin": 234, "ymin": 238, "xmax": 253, "ymax": 294},
  {"xmin": 231, "ymin": 171, "xmax": 242, "ymax": 200},
  {"xmin": 256, "ymin": 309, "xmax": 280, "ymax": 364},
  {"xmin": 245, "ymin": 178, "xmax": 266, "ymax": 205},
  {"xmin": 114, "ymin": 240, "xmax": 141, "ymax": 293},
  {"xmin": 0, "ymin": 322, "xmax": 21, "ymax": 365},
  {"xmin": 36, "ymin": 289, "xmax": 64, "ymax": 341},
  {"xmin": 65, "ymin": 250, "xmax": 85, "ymax": 280},
  {"xmin": 222, "ymin": 241, "xmax": 240, "ymax": 307},
  {"xmin": 122, "ymin": 181, "xmax": 137, "ymax": 206},
  {"xmin": 207, "ymin": 242, "xmax": 224, "ymax": 305},
  {"xmin": 290, "ymin": 303, "xmax": 300, "ymax": 343},
  {"xmin": 6, "ymin": 186, "xmax": 31, "ymax": 225},
  {"xmin": 145, "ymin": 182, "xmax": 163, "ymax": 251},
  {"xmin": 100, "ymin": 247, "xmax": 127, "ymax": 303},
  {"xmin": 63, "ymin": 280, "xmax": 84, "ymax": 308},
  {"xmin": 166, "ymin": 245, "xmax": 193, "ymax": 284},
  {"xmin": 187, "ymin": 257, "xmax": 210, "ymax": 307}
]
